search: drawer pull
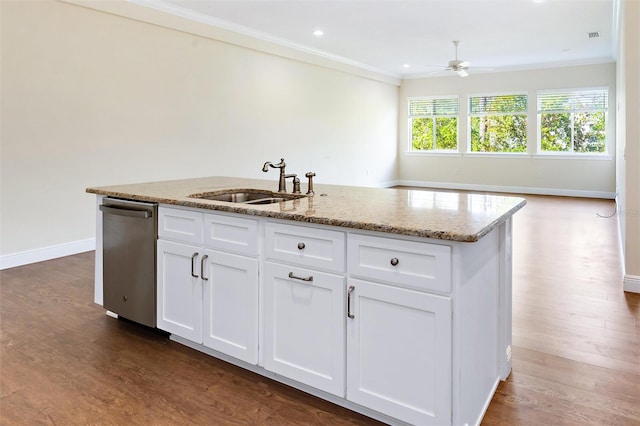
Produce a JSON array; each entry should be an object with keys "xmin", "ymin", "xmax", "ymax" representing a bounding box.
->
[
  {"xmin": 347, "ymin": 285, "xmax": 355, "ymax": 319},
  {"xmin": 390, "ymin": 257, "xmax": 399, "ymax": 266},
  {"xmin": 200, "ymin": 254, "xmax": 209, "ymax": 281},
  {"xmin": 297, "ymin": 242, "xmax": 306, "ymax": 250},
  {"xmin": 288, "ymin": 272, "xmax": 313, "ymax": 282},
  {"xmin": 191, "ymin": 252, "xmax": 199, "ymax": 278}
]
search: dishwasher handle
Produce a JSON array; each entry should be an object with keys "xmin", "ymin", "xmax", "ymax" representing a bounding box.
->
[{"xmin": 100, "ymin": 205, "xmax": 153, "ymax": 219}]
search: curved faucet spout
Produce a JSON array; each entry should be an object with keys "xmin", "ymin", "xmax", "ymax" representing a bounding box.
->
[
  {"xmin": 261, "ymin": 158, "xmax": 288, "ymax": 192},
  {"xmin": 262, "ymin": 158, "xmax": 285, "ymax": 172}
]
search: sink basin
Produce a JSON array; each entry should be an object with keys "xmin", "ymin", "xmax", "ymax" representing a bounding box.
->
[{"xmin": 189, "ymin": 189, "xmax": 305, "ymax": 204}]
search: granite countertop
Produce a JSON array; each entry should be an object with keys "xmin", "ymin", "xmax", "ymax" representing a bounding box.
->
[{"xmin": 86, "ymin": 176, "xmax": 526, "ymax": 242}]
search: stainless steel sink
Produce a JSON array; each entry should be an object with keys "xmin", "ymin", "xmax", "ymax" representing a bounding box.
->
[{"xmin": 189, "ymin": 189, "xmax": 305, "ymax": 204}]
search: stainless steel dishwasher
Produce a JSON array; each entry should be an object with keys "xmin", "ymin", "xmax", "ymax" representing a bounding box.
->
[{"xmin": 99, "ymin": 198, "xmax": 157, "ymax": 327}]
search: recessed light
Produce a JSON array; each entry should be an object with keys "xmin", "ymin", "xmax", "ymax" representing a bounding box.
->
[
  {"xmin": 403, "ymin": 64, "xmax": 410, "ymax": 68},
  {"xmin": 313, "ymin": 29, "xmax": 324, "ymax": 37}
]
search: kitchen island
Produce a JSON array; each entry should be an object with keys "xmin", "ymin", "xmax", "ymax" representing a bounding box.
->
[{"xmin": 87, "ymin": 176, "xmax": 526, "ymax": 426}]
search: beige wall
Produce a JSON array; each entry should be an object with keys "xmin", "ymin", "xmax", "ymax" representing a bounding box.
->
[
  {"xmin": 617, "ymin": 0, "xmax": 640, "ymax": 284},
  {"xmin": 398, "ymin": 64, "xmax": 617, "ymax": 197},
  {"xmin": 0, "ymin": 0, "xmax": 398, "ymax": 257}
]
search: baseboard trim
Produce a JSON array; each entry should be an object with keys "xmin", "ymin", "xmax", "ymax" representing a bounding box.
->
[
  {"xmin": 0, "ymin": 238, "xmax": 96, "ymax": 270},
  {"xmin": 623, "ymin": 274, "xmax": 640, "ymax": 293},
  {"xmin": 372, "ymin": 180, "xmax": 399, "ymax": 188},
  {"xmin": 391, "ymin": 180, "xmax": 616, "ymax": 199}
]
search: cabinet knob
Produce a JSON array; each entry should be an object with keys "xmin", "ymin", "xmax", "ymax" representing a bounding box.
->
[
  {"xmin": 122, "ymin": 296, "xmax": 128, "ymax": 302},
  {"xmin": 390, "ymin": 257, "xmax": 399, "ymax": 266},
  {"xmin": 297, "ymin": 242, "xmax": 306, "ymax": 250}
]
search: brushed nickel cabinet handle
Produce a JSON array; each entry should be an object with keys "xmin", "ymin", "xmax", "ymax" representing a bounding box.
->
[
  {"xmin": 191, "ymin": 252, "xmax": 199, "ymax": 278},
  {"xmin": 99, "ymin": 205, "xmax": 152, "ymax": 218},
  {"xmin": 347, "ymin": 285, "xmax": 355, "ymax": 319},
  {"xmin": 390, "ymin": 257, "xmax": 399, "ymax": 266},
  {"xmin": 288, "ymin": 272, "xmax": 313, "ymax": 282},
  {"xmin": 200, "ymin": 254, "xmax": 209, "ymax": 281}
]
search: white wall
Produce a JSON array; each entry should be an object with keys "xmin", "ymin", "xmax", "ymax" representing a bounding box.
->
[
  {"xmin": 0, "ymin": 0, "xmax": 398, "ymax": 262},
  {"xmin": 398, "ymin": 64, "xmax": 616, "ymax": 197}
]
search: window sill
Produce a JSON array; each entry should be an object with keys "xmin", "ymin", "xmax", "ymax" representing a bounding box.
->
[
  {"xmin": 463, "ymin": 152, "xmax": 531, "ymax": 159},
  {"xmin": 533, "ymin": 153, "xmax": 613, "ymax": 161},
  {"xmin": 405, "ymin": 151, "xmax": 462, "ymax": 157},
  {"xmin": 404, "ymin": 151, "xmax": 614, "ymax": 160}
]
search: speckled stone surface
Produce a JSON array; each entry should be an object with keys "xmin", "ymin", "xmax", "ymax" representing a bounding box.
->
[{"xmin": 86, "ymin": 176, "xmax": 526, "ymax": 242}]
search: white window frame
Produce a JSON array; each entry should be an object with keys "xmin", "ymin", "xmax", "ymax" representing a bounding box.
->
[
  {"xmin": 407, "ymin": 96, "xmax": 459, "ymax": 154},
  {"xmin": 537, "ymin": 87, "xmax": 609, "ymax": 156},
  {"xmin": 467, "ymin": 92, "xmax": 528, "ymax": 155}
]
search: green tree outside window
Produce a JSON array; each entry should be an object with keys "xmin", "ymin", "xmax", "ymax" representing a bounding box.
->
[
  {"xmin": 469, "ymin": 94, "xmax": 527, "ymax": 153},
  {"xmin": 538, "ymin": 89, "xmax": 607, "ymax": 153},
  {"xmin": 409, "ymin": 97, "xmax": 459, "ymax": 151}
]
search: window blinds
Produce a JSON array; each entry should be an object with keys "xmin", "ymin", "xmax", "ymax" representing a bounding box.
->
[
  {"xmin": 538, "ymin": 89, "xmax": 608, "ymax": 113},
  {"xmin": 409, "ymin": 98, "xmax": 459, "ymax": 116},
  {"xmin": 469, "ymin": 94, "xmax": 527, "ymax": 114}
]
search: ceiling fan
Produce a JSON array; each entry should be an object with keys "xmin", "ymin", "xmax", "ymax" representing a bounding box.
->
[{"xmin": 446, "ymin": 41, "xmax": 470, "ymax": 77}]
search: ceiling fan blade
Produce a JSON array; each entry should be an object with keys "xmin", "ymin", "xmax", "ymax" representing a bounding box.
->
[
  {"xmin": 456, "ymin": 69, "xmax": 469, "ymax": 77},
  {"xmin": 458, "ymin": 61, "xmax": 471, "ymax": 68}
]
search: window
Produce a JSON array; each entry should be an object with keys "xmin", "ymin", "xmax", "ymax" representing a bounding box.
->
[
  {"xmin": 469, "ymin": 94, "xmax": 527, "ymax": 153},
  {"xmin": 538, "ymin": 88, "xmax": 608, "ymax": 153},
  {"xmin": 409, "ymin": 97, "xmax": 458, "ymax": 152}
]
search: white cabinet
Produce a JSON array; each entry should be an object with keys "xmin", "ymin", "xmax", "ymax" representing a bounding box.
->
[
  {"xmin": 346, "ymin": 279, "xmax": 452, "ymax": 425},
  {"xmin": 202, "ymin": 250, "xmax": 258, "ymax": 364},
  {"xmin": 348, "ymin": 233, "xmax": 451, "ymax": 293},
  {"xmin": 157, "ymin": 207, "xmax": 259, "ymax": 365},
  {"xmin": 265, "ymin": 221, "xmax": 345, "ymax": 273},
  {"xmin": 149, "ymin": 207, "xmax": 511, "ymax": 426},
  {"xmin": 262, "ymin": 221, "xmax": 346, "ymax": 396},
  {"xmin": 346, "ymin": 233, "xmax": 453, "ymax": 425},
  {"xmin": 263, "ymin": 262, "xmax": 345, "ymax": 396},
  {"xmin": 157, "ymin": 239, "xmax": 203, "ymax": 342}
]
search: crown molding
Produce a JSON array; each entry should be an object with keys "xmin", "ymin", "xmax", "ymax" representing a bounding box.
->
[{"xmin": 403, "ymin": 57, "xmax": 616, "ymax": 80}]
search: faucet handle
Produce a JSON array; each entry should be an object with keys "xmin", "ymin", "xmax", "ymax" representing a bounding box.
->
[{"xmin": 305, "ymin": 172, "xmax": 316, "ymax": 195}]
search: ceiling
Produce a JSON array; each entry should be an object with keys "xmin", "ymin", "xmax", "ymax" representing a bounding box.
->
[{"xmin": 145, "ymin": 0, "xmax": 616, "ymax": 78}]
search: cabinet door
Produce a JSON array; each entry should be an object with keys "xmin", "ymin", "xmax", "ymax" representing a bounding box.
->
[
  {"xmin": 157, "ymin": 239, "xmax": 203, "ymax": 342},
  {"xmin": 202, "ymin": 250, "xmax": 258, "ymax": 365},
  {"xmin": 347, "ymin": 279, "xmax": 452, "ymax": 426},
  {"xmin": 263, "ymin": 262, "xmax": 345, "ymax": 397}
]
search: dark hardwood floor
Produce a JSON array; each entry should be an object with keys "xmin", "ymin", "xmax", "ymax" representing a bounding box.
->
[{"xmin": 1, "ymin": 194, "xmax": 639, "ymax": 425}]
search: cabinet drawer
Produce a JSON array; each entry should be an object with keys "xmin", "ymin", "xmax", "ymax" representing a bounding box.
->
[
  {"xmin": 265, "ymin": 222, "xmax": 345, "ymax": 273},
  {"xmin": 203, "ymin": 213, "xmax": 259, "ymax": 256},
  {"xmin": 158, "ymin": 207, "xmax": 203, "ymax": 244},
  {"xmin": 348, "ymin": 234, "xmax": 451, "ymax": 293}
]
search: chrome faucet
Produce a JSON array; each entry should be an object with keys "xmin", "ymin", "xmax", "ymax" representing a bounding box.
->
[{"xmin": 262, "ymin": 158, "xmax": 287, "ymax": 192}]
